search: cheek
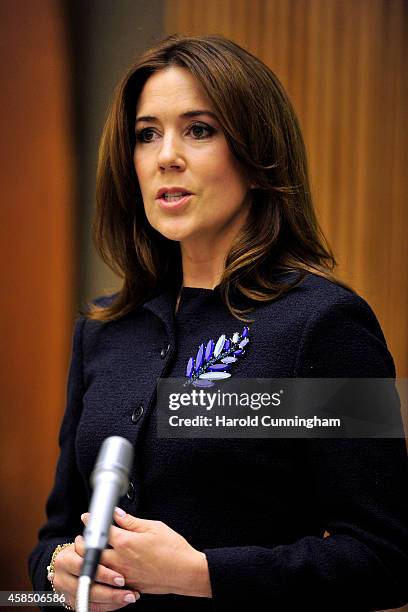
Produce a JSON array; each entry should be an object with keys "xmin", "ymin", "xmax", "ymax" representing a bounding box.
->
[
  {"xmin": 203, "ymin": 154, "xmax": 248, "ymax": 204},
  {"xmin": 134, "ymin": 151, "xmax": 150, "ymax": 192}
]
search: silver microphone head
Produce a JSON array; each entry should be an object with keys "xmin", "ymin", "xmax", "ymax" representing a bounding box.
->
[{"xmin": 91, "ymin": 436, "xmax": 134, "ymax": 496}]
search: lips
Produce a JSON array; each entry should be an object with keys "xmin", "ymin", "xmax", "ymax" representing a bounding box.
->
[
  {"xmin": 156, "ymin": 187, "xmax": 192, "ymax": 199},
  {"xmin": 156, "ymin": 191, "xmax": 193, "ymax": 210}
]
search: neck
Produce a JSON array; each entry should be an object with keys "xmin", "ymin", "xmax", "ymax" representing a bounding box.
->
[{"xmin": 179, "ymin": 207, "xmax": 250, "ymax": 289}]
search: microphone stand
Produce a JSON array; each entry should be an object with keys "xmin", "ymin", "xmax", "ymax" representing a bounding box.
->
[
  {"xmin": 75, "ymin": 575, "xmax": 92, "ymax": 612},
  {"xmin": 75, "ymin": 436, "xmax": 134, "ymax": 612},
  {"xmin": 76, "ymin": 548, "xmax": 102, "ymax": 611}
]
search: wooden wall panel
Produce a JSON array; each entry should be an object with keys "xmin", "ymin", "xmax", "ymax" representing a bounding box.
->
[
  {"xmin": 0, "ymin": 0, "xmax": 74, "ymax": 590},
  {"xmin": 165, "ymin": 0, "xmax": 408, "ymax": 380}
]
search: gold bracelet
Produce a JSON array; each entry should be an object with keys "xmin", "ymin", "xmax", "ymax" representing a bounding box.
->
[{"xmin": 47, "ymin": 542, "xmax": 75, "ymax": 610}]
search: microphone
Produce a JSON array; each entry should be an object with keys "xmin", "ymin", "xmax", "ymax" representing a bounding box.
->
[{"xmin": 80, "ymin": 436, "xmax": 134, "ymax": 582}]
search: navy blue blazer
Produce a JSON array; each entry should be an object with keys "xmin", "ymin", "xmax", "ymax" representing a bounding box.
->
[{"xmin": 29, "ymin": 273, "xmax": 408, "ymax": 611}]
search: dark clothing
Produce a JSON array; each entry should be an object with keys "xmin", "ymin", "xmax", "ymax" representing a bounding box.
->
[{"xmin": 29, "ymin": 273, "xmax": 408, "ymax": 611}]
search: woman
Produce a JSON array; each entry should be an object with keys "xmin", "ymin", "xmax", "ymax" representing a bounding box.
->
[{"xmin": 29, "ymin": 34, "xmax": 408, "ymax": 611}]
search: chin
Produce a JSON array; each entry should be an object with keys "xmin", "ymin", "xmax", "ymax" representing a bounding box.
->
[{"xmin": 152, "ymin": 221, "xmax": 192, "ymax": 243}]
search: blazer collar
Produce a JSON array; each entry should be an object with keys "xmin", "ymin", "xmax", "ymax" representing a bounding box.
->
[{"xmin": 142, "ymin": 285, "xmax": 178, "ymax": 346}]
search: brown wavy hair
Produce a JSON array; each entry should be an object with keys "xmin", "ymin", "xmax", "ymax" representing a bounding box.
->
[{"xmin": 84, "ymin": 33, "xmax": 348, "ymax": 323}]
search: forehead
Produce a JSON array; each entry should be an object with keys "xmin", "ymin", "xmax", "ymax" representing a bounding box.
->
[{"xmin": 136, "ymin": 66, "xmax": 213, "ymax": 115}]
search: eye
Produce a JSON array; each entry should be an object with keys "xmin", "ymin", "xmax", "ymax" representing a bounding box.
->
[
  {"xmin": 187, "ymin": 122, "xmax": 215, "ymax": 139},
  {"xmin": 135, "ymin": 128, "xmax": 157, "ymax": 143},
  {"xmin": 135, "ymin": 122, "xmax": 216, "ymax": 144}
]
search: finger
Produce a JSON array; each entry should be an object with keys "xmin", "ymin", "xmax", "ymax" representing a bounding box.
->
[
  {"xmin": 88, "ymin": 582, "xmax": 140, "ymax": 608},
  {"xmin": 113, "ymin": 508, "xmax": 157, "ymax": 533},
  {"xmin": 81, "ymin": 510, "xmax": 153, "ymax": 534},
  {"xmin": 74, "ymin": 533, "xmax": 87, "ymax": 558},
  {"xmin": 54, "ymin": 569, "xmax": 140, "ymax": 611},
  {"xmin": 80, "ymin": 514, "xmax": 139, "ymax": 549},
  {"xmin": 74, "ymin": 533, "xmax": 124, "ymax": 581},
  {"xmin": 74, "ymin": 535, "xmax": 126, "ymax": 587}
]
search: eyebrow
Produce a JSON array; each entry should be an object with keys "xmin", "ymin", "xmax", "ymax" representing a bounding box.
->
[{"xmin": 135, "ymin": 110, "xmax": 218, "ymax": 124}]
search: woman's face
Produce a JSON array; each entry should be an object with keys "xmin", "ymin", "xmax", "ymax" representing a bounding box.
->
[{"xmin": 133, "ymin": 66, "xmax": 252, "ymax": 245}]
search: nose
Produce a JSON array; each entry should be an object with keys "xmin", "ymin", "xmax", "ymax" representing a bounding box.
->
[{"xmin": 157, "ymin": 132, "xmax": 186, "ymax": 172}]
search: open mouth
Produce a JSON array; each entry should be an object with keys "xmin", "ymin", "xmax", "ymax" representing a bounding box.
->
[
  {"xmin": 157, "ymin": 190, "xmax": 193, "ymax": 209},
  {"xmin": 161, "ymin": 192, "xmax": 190, "ymax": 202}
]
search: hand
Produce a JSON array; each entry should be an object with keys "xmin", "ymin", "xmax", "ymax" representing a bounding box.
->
[
  {"xmin": 79, "ymin": 509, "xmax": 212, "ymax": 598},
  {"xmin": 48, "ymin": 540, "xmax": 140, "ymax": 611}
]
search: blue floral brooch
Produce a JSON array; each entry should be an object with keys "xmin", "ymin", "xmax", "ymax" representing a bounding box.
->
[{"xmin": 184, "ymin": 327, "xmax": 250, "ymax": 388}]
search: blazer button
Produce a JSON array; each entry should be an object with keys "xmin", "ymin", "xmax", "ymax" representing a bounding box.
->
[
  {"xmin": 160, "ymin": 343, "xmax": 171, "ymax": 358},
  {"xmin": 126, "ymin": 482, "xmax": 135, "ymax": 501},
  {"xmin": 131, "ymin": 404, "xmax": 144, "ymax": 423}
]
